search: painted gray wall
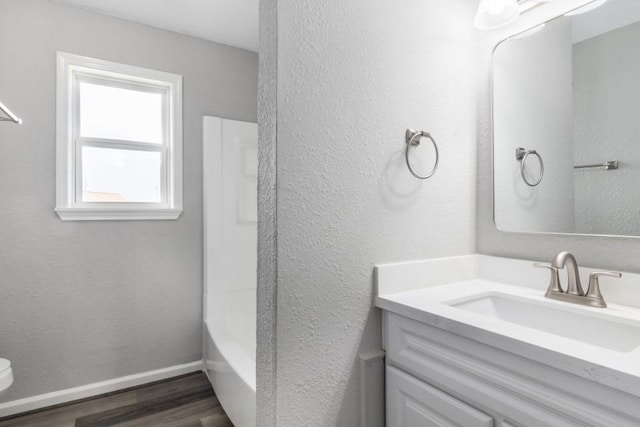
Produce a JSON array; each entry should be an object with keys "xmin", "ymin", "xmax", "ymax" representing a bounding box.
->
[
  {"xmin": 573, "ymin": 22, "xmax": 640, "ymax": 235},
  {"xmin": 256, "ymin": 0, "xmax": 277, "ymax": 424},
  {"xmin": 478, "ymin": 0, "xmax": 640, "ymax": 273},
  {"xmin": 0, "ymin": 0, "xmax": 257, "ymax": 402},
  {"xmin": 494, "ymin": 18, "xmax": 575, "ymax": 233},
  {"xmin": 266, "ymin": 0, "xmax": 478, "ymax": 424}
]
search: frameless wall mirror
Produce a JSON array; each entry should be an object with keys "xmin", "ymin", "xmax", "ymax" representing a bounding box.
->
[{"xmin": 493, "ymin": 0, "xmax": 640, "ymax": 237}]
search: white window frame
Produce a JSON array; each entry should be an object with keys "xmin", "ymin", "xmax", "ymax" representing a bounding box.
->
[{"xmin": 55, "ymin": 52, "xmax": 183, "ymax": 221}]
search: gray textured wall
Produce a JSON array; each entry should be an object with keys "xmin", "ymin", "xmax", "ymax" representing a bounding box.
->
[
  {"xmin": 270, "ymin": 0, "xmax": 478, "ymax": 424},
  {"xmin": 573, "ymin": 21, "xmax": 640, "ymax": 235},
  {"xmin": 256, "ymin": 0, "xmax": 277, "ymax": 424},
  {"xmin": 0, "ymin": 0, "xmax": 257, "ymax": 402},
  {"xmin": 478, "ymin": 0, "xmax": 640, "ymax": 273}
]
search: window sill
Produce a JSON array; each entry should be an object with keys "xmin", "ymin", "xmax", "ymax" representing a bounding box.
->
[{"xmin": 55, "ymin": 207, "xmax": 183, "ymax": 221}]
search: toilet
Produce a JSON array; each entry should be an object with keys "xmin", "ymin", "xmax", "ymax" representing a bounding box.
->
[{"xmin": 0, "ymin": 359, "xmax": 13, "ymax": 395}]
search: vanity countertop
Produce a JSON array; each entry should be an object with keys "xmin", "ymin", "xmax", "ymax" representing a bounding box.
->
[{"xmin": 375, "ymin": 254, "xmax": 640, "ymax": 398}]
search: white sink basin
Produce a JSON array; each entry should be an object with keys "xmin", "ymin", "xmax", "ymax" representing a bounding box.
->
[
  {"xmin": 448, "ymin": 293, "xmax": 640, "ymax": 353},
  {"xmin": 375, "ymin": 255, "xmax": 640, "ymax": 399}
]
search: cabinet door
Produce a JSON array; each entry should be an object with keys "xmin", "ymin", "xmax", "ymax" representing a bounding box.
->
[{"xmin": 387, "ymin": 366, "xmax": 494, "ymax": 427}]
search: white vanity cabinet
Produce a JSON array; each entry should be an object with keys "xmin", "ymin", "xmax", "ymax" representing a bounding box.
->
[
  {"xmin": 387, "ymin": 365, "xmax": 493, "ymax": 427},
  {"xmin": 384, "ymin": 312, "xmax": 640, "ymax": 427}
]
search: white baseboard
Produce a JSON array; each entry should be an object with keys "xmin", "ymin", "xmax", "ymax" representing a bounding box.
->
[{"xmin": 0, "ymin": 360, "xmax": 203, "ymax": 418}]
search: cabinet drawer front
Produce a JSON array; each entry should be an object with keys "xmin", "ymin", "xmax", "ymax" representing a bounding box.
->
[{"xmin": 387, "ymin": 366, "xmax": 493, "ymax": 427}]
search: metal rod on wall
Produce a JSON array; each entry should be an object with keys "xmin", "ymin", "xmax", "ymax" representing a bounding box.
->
[
  {"xmin": 0, "ymin": 100, "xmax": 22, "ymax": 124},
  {"xmin": 573, "ymin": 161, "xmax": 618, "ymax": 171}
]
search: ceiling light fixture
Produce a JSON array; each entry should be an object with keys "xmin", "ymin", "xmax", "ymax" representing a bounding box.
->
[
  {"xmin": 474, "ymin": 0, "xmax": 521, "ymax": 30},
  {"xmin": 474, "ymin": 0, "xmax": 555, "ymax": 30},
  {"xmin": 474, "ymin": 0, "xmax": 609, "ymax": 30}
]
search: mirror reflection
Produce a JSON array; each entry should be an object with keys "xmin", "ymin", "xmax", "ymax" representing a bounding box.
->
[{"xmin": 493, "ymin": 0, "xmax": 640, "ymax": 236}]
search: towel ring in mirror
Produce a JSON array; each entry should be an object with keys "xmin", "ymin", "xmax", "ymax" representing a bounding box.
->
[{"xmin": 516, "ymin": 147, "xmax": 544, "ymax": 187}]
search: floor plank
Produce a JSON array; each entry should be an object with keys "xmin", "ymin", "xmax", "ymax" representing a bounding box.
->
[
  {"xmin": 200, "ymin": 411, "xmax": 235, "ymax": 427},
  {"xmin": 0, "ymin": 391, "xmax": 138, "ymax": 427},
  {"xmin": 135, "ymin": 373, "xmax": 212, "ymax": 403},
  {"xmin": 0, "ymin": 372, "xmax": 234, "ymax": 427},
  {"xmin": 75, "ymin": 376, "xmax": 219, "ymax": 427},
  {"xmin": 112, "ymin": 397, "xmax": 223, "ymax": 427}
]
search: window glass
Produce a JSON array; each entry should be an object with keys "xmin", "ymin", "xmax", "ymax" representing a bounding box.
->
[
  {"xmin": 79, "ymin": 82, "xmax": 164, "ymax": 144},
  {"xmin": 81, "ymin": 146, "xmax": 162, "ymax": 203},
  {"xmin": 56, "ymin": 52, "xmax": 183, "ymax": 220}
]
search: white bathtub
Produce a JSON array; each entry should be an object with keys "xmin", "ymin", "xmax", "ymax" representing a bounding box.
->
[
  {"xmin": 203, "ymin": 117, "xmax": 257, "ymax": 427},
  {"xmin": 204, "ymin": 319, "xmax": 256, "ymax": 427}
]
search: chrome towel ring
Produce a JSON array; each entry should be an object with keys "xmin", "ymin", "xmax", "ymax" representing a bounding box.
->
[
  {"xmin": 405, "ymin": 129, "xmax": 439, "ymax": 180},
  {"xmin": 516, "ymin": 147, "xmax": 544, "ymax": 187}
]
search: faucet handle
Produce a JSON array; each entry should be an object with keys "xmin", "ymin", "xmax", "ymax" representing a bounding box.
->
[
  {"xmin": 585, "ymin": 271, "xmax": 622, "ymax": 307},
  {"xmin": 590, "ymin": 271, "xmax": 622, "ymax": 279},
  {"xmin": 534, "ymin": 262, "xmax": 563, "ymax": 294}
]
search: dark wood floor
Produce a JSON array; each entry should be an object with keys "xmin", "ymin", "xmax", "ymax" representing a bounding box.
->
[{"xmin": 0, "ymin": 372, "xmax": 233, "ymax": 427}]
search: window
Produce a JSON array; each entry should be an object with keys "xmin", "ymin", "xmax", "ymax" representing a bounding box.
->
[{"xmin": 55, "ymin": 52, "xmax": 182, "ymax": 220}]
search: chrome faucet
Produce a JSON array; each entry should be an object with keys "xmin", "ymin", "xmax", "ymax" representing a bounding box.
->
[
  {"xmin": 551, "ymin": 252, "xmax": 584, "ymax": 296},
  {"xmin": 534, "ymin": 251, "xmax": 621, "ymax": 308}
]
